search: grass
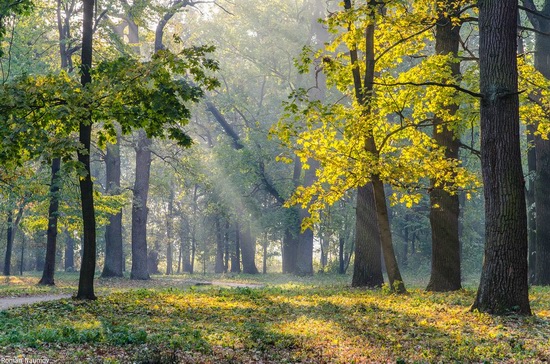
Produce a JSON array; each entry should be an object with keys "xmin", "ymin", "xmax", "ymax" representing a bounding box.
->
[{"xmin": 0, "ymin": 272, "xmax": 549, "ymax": 363}]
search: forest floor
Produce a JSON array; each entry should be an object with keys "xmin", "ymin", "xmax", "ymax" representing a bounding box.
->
[{"xmin": 0, "ymin": 272, "xmax": 549, "ymax": 363}]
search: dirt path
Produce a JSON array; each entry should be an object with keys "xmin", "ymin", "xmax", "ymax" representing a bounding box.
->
[
  {"xmin": 0, "ymin": 294, "xmax": 72, "ymax": 311},
  {"xmin": 0, "ymin": 280, "xmax": 263, "ymax": 310}
]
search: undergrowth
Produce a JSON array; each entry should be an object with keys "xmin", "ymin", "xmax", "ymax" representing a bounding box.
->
[{"xmin": 0, "ymin": 276, "xmax": 549, "ymax": 363}]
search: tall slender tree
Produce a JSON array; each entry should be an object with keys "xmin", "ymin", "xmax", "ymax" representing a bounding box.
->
[
  {"xmin": 76, "ymin": 0, "xmax": 97, "ymax": 300},
  {"xmin": 40, "ymin": 0, "xmax": 77, "ymax": 285}
]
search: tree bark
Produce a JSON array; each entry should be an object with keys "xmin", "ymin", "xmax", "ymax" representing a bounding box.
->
[
  {"xmin": 39, "ymin": 158, "xmax": 61, "ymax": 285},
  {"xmin": 131, "ymin": 130, "xmax": 152, "ymax": 280},
  {"xmin": 65, "ymin": 230, "xmax": 74, "ymax": 271},
  {"xmin": 39, "ymin": 0, "xmax": 70, "ymax": 286},
  {"xmin": 3, "ymin": 211, "xmax": 14, "ymax": 276},
  {"xmin": 472, "ymin": 0, "xmax": 531, "ymax": 315},
  {"xmin": 426, "ymin": 2, "xmax": 462, "ymax": 292},
  {"xmin": 352, "ymin": 184, "xmax": 383, "ymax": 287},
  {"xmin": 75, "ymin": 0, "xmax": 96, "ymax": 302},
  {"xmin": 231, "ymin": 222, "xmax": 241, "ymax": 273},
  {"xmin": 241, "ymin": 222, "xmax": 258, "ymax": 274},
  {"xmin": 345, "ymin": 0, "xmax": 404, "ymax": 291},
  {"xmin": 214, "ymin": 216, "xmax": 224, "ymax": 273},
  {"xmin": 295, "ymin": 160, "xmax": 317, "ymax": 276},
  {"xmin": 101, "ymin": 137, "xmax": 124, "ymax": 277},
  {"xmin": 166, "ymin": 190, "xmax": 174, "ymax": 275},
  {"xmin": 532, "ymin": 1, "xmax": 550, "ymax": 285}
]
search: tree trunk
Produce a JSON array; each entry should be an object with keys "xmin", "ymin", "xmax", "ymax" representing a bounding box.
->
[
  {"xmin": 166, "ymin": 190, "xmax": 174, "ymax": 275},
  {"xmin": 190, "ymin": 185, "xmax": 199, "ymax": 274},
  {"xmin": 295, "ymin": 212, "xmax": 313, "ymax": 275},
  {"xmin": 372, "ymin": 176, "xmax": 405, "ymax": 292},
  {"xmin": 102, "ymin": 134, "xmax": 124, "ymax": 278},
  {"xmin": 527, "ymin": 123, "xmax": 536, "ymax": 284},
  {"xmin": 518, "ymin": 5, "xmax": 537, "ymax": 285},
  {"xmin": 533, "ymin": 2, "xmax": 550, "ymax": 285},
  {"xmin": 427, "ymin": 3, "xmax": 462, "ymax": 292},
  {"xmin": 3, "ymin": 211, "xmax": 14, "ymax": 276},
  {"xmin": 65, "ymin": 230, "xmax": 74, "ymax": 271},
  {"xmin": 262, "ymin": 233, "xmax": 268, "ymax": 274},
  {"xmin": 214, "ymin": 216, "xmax": 224, "ymax": 273},
  {"xmin": 131, "ymin": 130, "xmax": 152, "ymax": 280},
  {"xmin": 472, "ymin": 0, "xmax": 531, "ymax": 315},
  {"xmin": 339, "ymin": 235, "xmax": 345, "ymax": 275},
  {"xmin": 39, "ymin": 158, "xmax": 62, "ymax": 285},
  {"xmin": 282, "ymin": 209, "xmax": 298, "ymax": 274},
  {"xmin": 19, "ymin": 233, "xmax": 25, "ymax": 275},
  {"xmin": 241, "ymin": 222, "xmax": 258, "ymax": 274},
  {"xmin": 75, "ymin": 0, "xmax": 97, "ymax": 300},
  {"xmin": 344, "ymin": 0, "xmax": 405, "ymax": 292},
  {"xmin": 352, "ymin": 184, "xmax": 384, "ymax": 287},
  {"xmin": 224, "ymin": 220, "xmax": 230, "ymax": 273},
  {"xmin": 231, "ymin": 222, "xmax": 241, "ymax": 273}
]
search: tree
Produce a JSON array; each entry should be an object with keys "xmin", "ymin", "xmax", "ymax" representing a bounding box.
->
[
  {"xmin": 38, "ymin": 157, "xmax": 61, "ymax": 285},
  {"xmin": 522, "ymin": 0, "xmax": 550, "ymax": 286},
  {"xmin": 101, "ymin": 135, "xmax": 124, "ymax": 277},
  {"xmin": 471, "ymin": 0, "xmax": 531, "ymax": 315},
  {"xmin": 75, "ymin": 0, "xmax": 97, "ymax": 300},
  {"xmin": 39, "ymin": 0, "xmax": 80, "ymax": 286},
  {"xmin": 426, "ymin": 0, "xmax": 462, "ymax": 292}
]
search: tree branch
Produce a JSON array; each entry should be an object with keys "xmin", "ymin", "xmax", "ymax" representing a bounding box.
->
[
  {"xmin": 205, "ymin": 101, "xmax": 244, "ymax": 149},
  {"xmin": 373, "ymin": 80, "xmax": 482, "ymax": 98}
]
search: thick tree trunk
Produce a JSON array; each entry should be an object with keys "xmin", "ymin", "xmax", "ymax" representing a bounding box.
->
[
  {"xmin": 102, "ymin": 138, "xmax": 124, "ymax": 278},
  {"xmin": 533, "ymin": 2, "xmax": 550, "ymax": 285},
  {"xmin": 131, "ymin": 130, "xmax": 152, "ymax": 280},
  {"xmin": 241, "ymin": 223, "xmax": 258, "ymax": 274},
  {"xmin": 178, "ymin": 216, "xmax": 192, "ymax": 273},
  {"xmin": 282, "ymin": 209, "xmax": 298, "ymax": 274},
  {"xmin": 472, "ymin": 0, "xmax": 531, "ymax": 315},
  {"xmin": 534, "ymin": 134, "xmax": 550, "ymax": 284},
  {"xmin": 39, "ymin": 158, "xmax": 61, "ymax": 285},
  {"xmin": 352, "ymin": 184, "xmax": 383, "ymax": 287},
  {"xmin": 427, "ymin": 4, "xmax": 462, "ymax": 292}
]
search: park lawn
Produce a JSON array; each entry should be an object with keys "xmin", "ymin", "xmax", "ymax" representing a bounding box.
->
[{"xmin": 0, "ymin": 274, "xmax": 549, "ymax": 363}]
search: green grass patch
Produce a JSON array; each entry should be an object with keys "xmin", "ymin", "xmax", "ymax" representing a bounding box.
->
[{"xmin": 0, "ymin": 275, "xmax": 549, "ymax": 363}]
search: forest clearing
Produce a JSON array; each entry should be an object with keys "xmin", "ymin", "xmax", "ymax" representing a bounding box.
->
[
  {"xmin": 0, "ymin": 273, "xmax": 549, "ymax": 363},
  {"xmin": 3, "ymin": 0, "xmax": 550, "ymax": 362}
]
